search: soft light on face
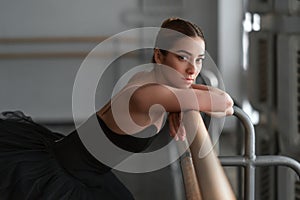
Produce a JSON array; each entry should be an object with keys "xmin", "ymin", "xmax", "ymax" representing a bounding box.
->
[{"xmin": 156, "ymin": 36, "xmax": 205, "ymax": 88}]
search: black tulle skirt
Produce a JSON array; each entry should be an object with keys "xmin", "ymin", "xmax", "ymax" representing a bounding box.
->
[{"xmin": 0, "ymin": 111, "xmax": 134, "ymax": 200}]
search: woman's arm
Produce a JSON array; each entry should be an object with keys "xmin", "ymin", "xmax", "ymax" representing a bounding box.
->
[
  {"xmin": 128, "ymin": 83, "xmax": 233, "ymax": 129},
  {"xmin": 130, "ymin": 83, "xmax": 233, "ymax": 114},
  {"xmin": 191, "ymin": 84, "xmax": 234, "ymax": 117},
  {"xmin": 106, "ymin": 83, "xmax": 233, "ymax": 135}
]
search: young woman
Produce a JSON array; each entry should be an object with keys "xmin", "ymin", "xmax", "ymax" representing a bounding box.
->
[{"xmin": 0, "ymin": 18, "xmax": 235, "ymax": 199}]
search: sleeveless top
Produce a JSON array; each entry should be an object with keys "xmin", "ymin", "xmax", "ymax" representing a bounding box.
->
[{"xmin": 54, "ymin": 114, "xmax": 158, "ymax": 175}]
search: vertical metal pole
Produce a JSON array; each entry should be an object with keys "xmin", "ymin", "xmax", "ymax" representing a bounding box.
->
[
  {"xmin": 245, "ymin": 165, "xmax": 255, "ymax": 200},
  {"xmin": 233, "ymin": 106, "xmax": 256, "ymax": 200}
]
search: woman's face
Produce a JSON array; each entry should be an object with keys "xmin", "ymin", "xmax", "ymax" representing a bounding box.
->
[{"xmin": 155, "ymin": 36, "xmax": 205, "ymax": 88}]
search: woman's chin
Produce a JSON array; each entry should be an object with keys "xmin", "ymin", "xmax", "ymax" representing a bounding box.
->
[{"xmin": 172, "ymin": 81, "xmax": 191, "ymax": 89}]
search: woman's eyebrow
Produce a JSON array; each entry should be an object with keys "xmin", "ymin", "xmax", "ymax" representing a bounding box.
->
[
  {"xmin": 175, "ymin": 50, "xmax": 191, "ymax": 55},
  {"xmin": 175, "ymin": 50, "xmax": 205, "ymax": 57}
]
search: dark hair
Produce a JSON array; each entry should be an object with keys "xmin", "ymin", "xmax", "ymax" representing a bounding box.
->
[{"xmin": 152, "ymin": 17, "xmax": 205, "ymax": 63}]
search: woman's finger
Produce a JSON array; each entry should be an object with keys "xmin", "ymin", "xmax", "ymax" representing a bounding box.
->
[
  {"xmin": 168, "ymin": 114, "xmax": 176, "ymax": 137},
  {"xmin": 169, "ymin": 112, "xmax": 180, "ymax": 137},
  {"xmin": 178, "ymin": 124, "xmax": 186, "ymax": 141}
]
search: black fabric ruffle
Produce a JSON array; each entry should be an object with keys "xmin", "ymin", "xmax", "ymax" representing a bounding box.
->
[{"xmin": 0, "ymin": 111, "xmax": 134, "ymax": 200}]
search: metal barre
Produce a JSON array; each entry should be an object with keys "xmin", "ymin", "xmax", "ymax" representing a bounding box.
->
[{"xmin": 219, "ymin": 106, "xmax": 300, "ymax": 200}]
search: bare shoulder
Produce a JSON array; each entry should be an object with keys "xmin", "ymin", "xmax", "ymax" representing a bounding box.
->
[{"xmin": 127, "ymin": 70, "xmax": 156, "ymax": 85}]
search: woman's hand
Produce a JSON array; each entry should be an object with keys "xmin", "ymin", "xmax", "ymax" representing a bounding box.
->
[
  {"xmin": 168, "ymin": 112, "xmax": 186, "ymax": 141},
  {"xmin": 191, "ymin": 84, "xmax": 234, "ymax": 117}
]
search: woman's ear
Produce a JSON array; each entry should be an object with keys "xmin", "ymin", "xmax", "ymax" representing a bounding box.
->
[{"xmin": 154, "ymin": 48, "xmax": 163, "ymax": 64}]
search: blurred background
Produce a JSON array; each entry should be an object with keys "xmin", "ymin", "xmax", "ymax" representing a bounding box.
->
[{"xmin": 0, "ymin": 0, "xmax": 299, "ymax": 199}]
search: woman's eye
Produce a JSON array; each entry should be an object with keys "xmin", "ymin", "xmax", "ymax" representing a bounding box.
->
[
  {"xmin": 196, "ymin": 58, "xmax": 203, "ymax": 64},
  {"xmin": 178, "ymin": 55, "xmax": 188, "ymax": 61}
]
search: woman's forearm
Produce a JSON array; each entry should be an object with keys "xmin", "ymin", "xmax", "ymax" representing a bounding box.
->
[{"xmin": 130, "ymin": 84, "xmax": 233, "ymax": 114}]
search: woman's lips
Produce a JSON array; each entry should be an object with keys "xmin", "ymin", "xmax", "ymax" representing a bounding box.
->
[{"xmin": 183, "ymin": 78, "xmax": 194, "ymax": 83}]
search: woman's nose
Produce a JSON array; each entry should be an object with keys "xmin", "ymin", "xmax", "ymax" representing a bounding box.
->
[{"xmin": 186, "ymin": 62, "xmax": 197, "ymax": 74}]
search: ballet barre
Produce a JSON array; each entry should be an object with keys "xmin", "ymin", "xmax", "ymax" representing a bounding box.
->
[{"xmin": 180, "ymin": 106, "xmax": 300, "ymax": 200}]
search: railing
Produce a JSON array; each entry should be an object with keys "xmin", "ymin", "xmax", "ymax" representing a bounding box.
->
[
  {"xmin": 219, "ymin": 106, "xmax": 300, "ymax": 200},
  {"xmin": 180, "ymin": 106, "xmax": 300, "ymax": 200}
]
